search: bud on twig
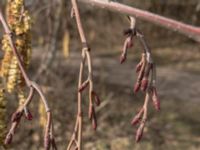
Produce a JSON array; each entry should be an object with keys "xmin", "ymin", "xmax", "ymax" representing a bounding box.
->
[
  {"xmin": 78, "ymin": 80, "xmax": 89, "ymax": 92},
  {"xmin": 4, "ymin": 133, "xmax": 12, "ymax": 145},
  {"xmin": 131, "ymin": 108, "xmax": 144, "ymax": 126},
  {"xmin": 134, "ymin": 59, "xmax": 146, "ymax": 93},
  {"xmin": 141, "ymin": 78, "xmax": 148, "ymax": 91},
  {"xmin": 136, "ymin": 62, "xmax": 143, "ymax": 73},
  {"xmin": 126, "ymin": 37, "xmax": 133, "ymax": 48},
  {"xmin": 92, "ymin": 91, "xmax": 101, "ymax": 106},
  {"xmin": 120, "ymin": 28, "xmax": 135, "ymax": 64},
  {"xmin": 134, "ymin": 82, "xmax": 141, "ymax": 93},
  {"xmin": 152, "ymin": 88, "xmax": 160, "ymax": 111},
  {"xmin": 11, "ymin": 111, "xmax": 23, "ymax": 122},
  {"xmin": 92, "ymin": 111, "xmax": 97, "ymax": 130},
  {"xmin": 135, "ymin": 123, "xmax": 145, "ymax": 142},
  {"xmin": 120, "ymin": 54, "xmax": 126, "ymax": 64}
]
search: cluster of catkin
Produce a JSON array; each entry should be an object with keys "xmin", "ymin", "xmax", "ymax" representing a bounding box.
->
[
  {"xmin": 120, "ymin": 17, "xmax": 160, "ymax": 142},
  {"xmin": 0, "ymin": 0, "xmax": 32, "ymax": 144}
]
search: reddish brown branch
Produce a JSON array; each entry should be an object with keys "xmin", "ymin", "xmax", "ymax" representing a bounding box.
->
[
  {"xmin": 67, "ymin": 0, "xmax": 101, "ymax": 150},
  {"xmin": 79, "ymin": 0, "xmax": 200, "ymax": 42}
]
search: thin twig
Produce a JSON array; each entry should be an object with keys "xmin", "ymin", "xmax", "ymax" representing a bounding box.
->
[
  {"xmin": 67, "ymin": 0, "xmax": 101, "ymax": 149},
  {"xmin": 35, "ymin": 0, "xmax": 64, "ymax": 80}
]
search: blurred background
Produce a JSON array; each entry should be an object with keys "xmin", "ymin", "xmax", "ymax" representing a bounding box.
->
[{"xmin": 0, "ymin": 0, "xmax": 200, "ymax": 149}]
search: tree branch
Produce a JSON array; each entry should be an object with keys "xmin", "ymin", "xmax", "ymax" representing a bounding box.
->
[
  {"xmin": 79, "ymin": 0, "xmax": 200, "ymax": 42},
  {"xmin": 67, "ymin": 0, "xmax": 101, "ymax": 149}
]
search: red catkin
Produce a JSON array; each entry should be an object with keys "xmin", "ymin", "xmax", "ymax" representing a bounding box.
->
[
  {"xmin": 134, "ymin": 82, "xmax": 141, "ymax": 93},
  {"xmin": 120, "ymin": 54, "xmax": 126, "ymax": 64},
  {"xmin": 126, "ymin": 36, "xmax": 133, "ymax": 48},
  {"xmin": 135, "ymin": 123, "xmax": 145, "ymax": 142},
  {"xmin": 78, "ymin": 80, "xmax": 89, "ymax": 92},
  {"xmin": 136, "ymin": 62, "xmax": 143, "ymax": 73},
  {"xmin": 25, "ymin": 110, "xmax": 33, "ymax": 120},
  {"xmin": 4, "ymin": 134, "xmax": 12, "ymax": 145},
  {"xmin": 92, "ymin": 91, "xmax": 101, "ymax": 106},
  {"xmin": 92, "ymin": 111, "xmax": 97, "ymax": 130},
  {"xmin": 152, "ymin": 88, "xmax": 160, "ymax": 111},
  {"xmin": 11, "ymin": 111, "xmax": 23, "ymax": 122},
  {"xmin": 131, "ymin": 108, "xmax": 144, "ymax": 126},
  {"xmin": 141, "ymin": 78, "xmax": 148, "ymax": 91}
]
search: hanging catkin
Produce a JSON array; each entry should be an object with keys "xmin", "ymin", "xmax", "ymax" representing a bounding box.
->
[
  {"xmin": 0, "ymin": 89, "xmax": 6, "ymax": 146},
  {"xmin": 1, "ymin": 0, "xmax": 32, "ymax": 93},
  {"xmin": 39, "ymin": 100, "xmax": 46, "ymax": 129},
  {"xmin": 17, "ymin": 88, "xmax": 26, "ymax": 108},
  {"xmin": 38, "ymin": 87, "xmax": 47, "ymax": 130},
  {"xmin": 0, "ymin": 1, "xmax": 32, "ymax": 145}
]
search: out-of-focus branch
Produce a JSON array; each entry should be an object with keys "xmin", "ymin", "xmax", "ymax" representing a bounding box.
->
[
  {"xmin": 79, "ymin": 0, "xmax": 200, "ymax": 42},
  {"xmin": 34, "ymin": 0, "xmax": 64, "ymax": 80}
]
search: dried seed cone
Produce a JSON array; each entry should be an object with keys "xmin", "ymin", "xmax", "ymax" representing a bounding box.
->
[
  {"xmin": 141, "ymin": 78, "xmax": 148, "ymax": 91},
  {"xmin": 1, "ymin": 0, "xmax": 32, "ymax": 93},
  {"xmin": 0, "ymin": 89, "xmax": 7, "ymax": 145},
  {"xmin": 131, "ymin": 108, "xmax": 144, "ymax": 126},
  {"xmin": 133, "ymin": 82, "xmax": 141, "ymax": 93},
  {"xmin": 152, "ymin": 88, "xmax": 160, "ymax": 111}
]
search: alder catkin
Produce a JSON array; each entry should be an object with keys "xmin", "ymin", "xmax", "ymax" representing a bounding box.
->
[
  {"xmin": 1, "ymin": 0, "xmax": 32, "ymax": 93},
  {"xmin": 0, "ymin": 1, "xmax": 32, "ymax": 145},
  {"xmin": 0, "ymin": 44, "xmax": 13, "ymax": 78},
  {"xmin": 18, "ymin": 89, "xmax": 26, "ymax": 107},
  {"xmin": 62, "ymin": 30, "xmax": 70, "ymax": 58},
  {"xmin": 39, "ymin": 100, "xmax": 46, "ymax": 129},
  {"xmin": 0, "ymin": 89, "xmax": 7, "ymax": 145}
]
